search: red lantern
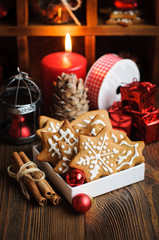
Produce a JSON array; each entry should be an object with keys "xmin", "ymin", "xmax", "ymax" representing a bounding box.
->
[
  {"xmin": 72, "ymin": 193, "xmax": 92, "ymax": 213},
  {"xmin": 8, "ymin": 115, "xmax": 32, "ymax": 138},
  {"xmin": 114, "ymin": 0, "xmax": 138, "ymax": 10}
]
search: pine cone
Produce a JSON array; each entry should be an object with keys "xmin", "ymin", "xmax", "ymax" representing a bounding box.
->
[{"xmin": 51, "ymin": 73, "xmax": 89, "ymax": 121}]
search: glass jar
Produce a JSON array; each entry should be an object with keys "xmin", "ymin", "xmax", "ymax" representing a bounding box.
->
[{"xmin": 30, "ymin": 0, "xmax": 83, "ymax": 25}]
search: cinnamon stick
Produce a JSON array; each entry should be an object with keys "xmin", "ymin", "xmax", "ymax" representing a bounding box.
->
[
  {"xmin": 19, "ymin": 151, "xmax": 61, "ymax": 204},
  {"xmin": 12, "ymin": 152, "xmax": 47, "ymax": 207}
]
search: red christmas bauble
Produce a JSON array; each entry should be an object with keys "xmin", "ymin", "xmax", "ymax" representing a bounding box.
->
[
  {"xmin": 65, "ymin": 169, "xmax": 85, "ymax": 187},
  {"xmin": 72, "ymin": 193, "xmax": 92, "ymax": 213}
]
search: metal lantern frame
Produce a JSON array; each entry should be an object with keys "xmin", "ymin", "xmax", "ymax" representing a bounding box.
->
[{"xmin": 0, "ymin": 68, "xmax": 42, "ymax": 144}]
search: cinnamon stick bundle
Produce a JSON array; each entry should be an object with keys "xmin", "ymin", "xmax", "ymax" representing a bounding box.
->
[
  {"xmin": 11, "ymin": 152, "xmax": 47, "ymax": 207},
  {"xmin": 19, "ymin": 151, "xmax": 61, "ymax": 205},
  {"xmin": 8, "ymin": 152, "xmax": 61, "ymax": 206}
]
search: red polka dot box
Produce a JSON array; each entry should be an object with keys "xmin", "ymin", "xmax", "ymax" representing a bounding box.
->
[{"xmin": 85, "ymin": 54, "xmax": 140, "ymax": 110}]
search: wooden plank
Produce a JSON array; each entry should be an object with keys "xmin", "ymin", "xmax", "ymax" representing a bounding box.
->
[
  {"xmin": 85, "ymin": 36, "xmax": 96, "ymax": 70},
  {"xmin": 16, "ymin": 0, "xmax": 28, "ymax": 26},
  {"xmin": 17, "ymin": 36, "xmax": 29, "ymax": 72},
  {"xmin": 152, "ymin": 37, "xmax": 159, "ymax": 84},
  {"xmin": 155, "ymin": 0, "xmax": 159, "ymax": 25},
  {"xmin": 86, "ymin": 157, "xmax": 159, "ymax": 240},
  {"xmin": 86, "ymin": 0, "xmax": 97, "ymax": 26},
  {"xmin": 0, "ymin": 142, "xmax": 86, "ymax": 240},
  {"xmin": 0, "ymin": 25, "xmax": 159, "ymax": 37}
]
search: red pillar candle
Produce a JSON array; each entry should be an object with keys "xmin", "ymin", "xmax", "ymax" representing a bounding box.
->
[{"xmin": 41, "ymin": 34, "xmax": 87, "ymax": 115}]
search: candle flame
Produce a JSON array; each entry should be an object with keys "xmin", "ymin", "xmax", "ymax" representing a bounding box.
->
[
  {"xmin": 65, "ymin": 33, "xmax": 72, "ymax": 52},
  {"xmin": 58, "ymin": 7, "xmax": 62, "ymax": 19}
]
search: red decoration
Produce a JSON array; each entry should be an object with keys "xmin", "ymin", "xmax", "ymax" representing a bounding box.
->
[
  {"xmin": 72, "ymin": 193, "xmax": 92, "ymax": 213},
  {"xmin": 114, "ymin": 0, "xmax": 138, "ymax": 10},
  {"xmin": 133, "ymin": 108, "xmax": 159, "ymax": 144},
  {"xmin": 8, "ymin": 115, "xmax": 32, "ymax": 139},
  {"xmin": 66, "ymin": 169, "xmax": 85, "ymax": 187},
  {"xmin": 109, "ymin": 101, "xmax": 132, "ymax": 136},
  {"xmin": 41, "ymin": 53, "xmax": 87, "ymax": 115},
  {"xmin": 121, "ymin": 81, "xmax": 156, "ymax": 114}
]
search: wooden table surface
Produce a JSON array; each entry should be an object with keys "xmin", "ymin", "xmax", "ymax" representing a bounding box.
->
[{"xmin": 0, "ymin": 139, "xmax": 159, "ymax": 240}]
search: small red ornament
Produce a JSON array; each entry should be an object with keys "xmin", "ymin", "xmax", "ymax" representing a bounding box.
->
[
  {"xmin": 72, "ymin": 193, "xmax": 92, "ymax": 213},
  {"xmin": 65, "ymin": 169, "xmax": 85, "ymax": 187},
  {"xmin": 8, "ymin": 114, "xmax": 31, "ymax": 138},
  {"xmin": 114, "ymin": 0, "xmax": 138, "ymax": 10}
]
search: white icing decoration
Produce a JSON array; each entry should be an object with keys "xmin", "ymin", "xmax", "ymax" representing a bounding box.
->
[
  {"xmin": 61, "ymin": 163, "xmax": 70, "ymax": 173},
  {"xmin": 62, "ymin": 157, "xmax": 70, "ymax": 161},
  {"xmin": 53, "ymin": 128, "xmax": 78, "ymax": 146},
  {"xmin": 77, "ymin": 116, "xmax": 95, "ymax": 128},
  {"xmin": 111, "ymin": 134, "xmax": 118, "ymax": 143},
  {"xmin": 61, "ymin": 145, "xmax": 65, "ymax": 149},
  {"xmin": 113, "ymin": 148, "xmax": 119, "ymax": 154},
  {"xmin": 64, "ymin": 147, "xmax": 71, "ymax": 155},
  {"xmin": 48, "ymin": 138, "xmax": 61, "ymax": 159},
  {"xmin": 74, "ymin": 147, "xmax": 78, "ymax": 154},
  {"xmin": 76, "ymin": 133, "xmax": 119, "ymax": 180},
  {"xmin": 120, "ymin": 134, "xmax": 124, "ymax": 139},
  {"xmin": 91, "ymin": 128, "xmax": 96, "ymax": 136},
  {"xmin": 91, "ymin": 120, "xmax": 106, "ymax": 127},
  {"xmin": 116, "ymin": 141, "xmax": 139, "ymax": 171}
]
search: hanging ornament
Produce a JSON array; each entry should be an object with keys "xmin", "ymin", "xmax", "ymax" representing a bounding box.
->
[
  {"xmin": 8, "ymin": 115, "xmax": 32, "ymax": 138},
  {"xmin": 72, "ymin": 193, "xmax": 93, "ymax": 213},
  {"xmin": 114, "ymin": 0, "xmax": 138, "ymax": 10},
  {"xmin": 65, "ymin": 169, "xmax": 85, "ymax": 187}
]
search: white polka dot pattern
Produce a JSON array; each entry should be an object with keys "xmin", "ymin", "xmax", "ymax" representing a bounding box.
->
[{"xmin": 85, "ymin": 54, "xmax": 122, "ymax": 109}]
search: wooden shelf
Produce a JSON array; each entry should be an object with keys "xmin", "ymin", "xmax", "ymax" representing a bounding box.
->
[
  {"xmin": 0, "ymin": 0, "xmax": 159, "ymax": 85},
  {"xmin": 0, "ymin": 24, "xmax": 159, "ymax": 37}
]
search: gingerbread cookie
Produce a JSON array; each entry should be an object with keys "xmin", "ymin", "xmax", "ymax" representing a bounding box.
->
[
  {"xmin": 36, "ymin": 120, "xmax": 79, "ymax": 165},
  {"xmin": 70, "ymin": 127, "xmax": 125, "ymax": 182},
  {"xmin": 36, "ymin": 118, "xmax": 63, "ymax": 138},
  {"xmin": 81, "ymin": 115, "xmax": 126, "ymax": 143},
  {"xmin": 115, "ymin": 137, "xmax": 145, "ymax": 172},
  {"xmin": 71, "ymin": 109, "xmax": 112, "ymax": 133},
  {"xmin": 38, "ymin": 115, "xmax": 54, "ymax": 129},
  {"xmin": 54, "ymin": 141, "xmax": 74, "ymax": 175}
]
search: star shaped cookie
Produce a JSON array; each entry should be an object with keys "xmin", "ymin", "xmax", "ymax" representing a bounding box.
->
[
  {"xmin": 36, "ymin": 120, "xmax": 79, "ymax": 165},
  {"xmin": 70, "ymin": 127, "xmax": 125, "ymax": 182},
  {"xmin": 115, "ymin": 137, "xmax": 145, "ymax": 172},
  {"xmin": 36, "ymin": 117, "xmax": 63, "ymax": 138},
  {"xmin": 71, "ymin": 109, "xmax": 112, "ymax": 132}
]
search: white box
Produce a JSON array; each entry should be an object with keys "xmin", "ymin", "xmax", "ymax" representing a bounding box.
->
[{"xmin": 33, "ymin": 145, "xmax": 145, "ymax": 204}]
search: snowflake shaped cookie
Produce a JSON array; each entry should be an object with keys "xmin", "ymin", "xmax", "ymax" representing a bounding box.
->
[
  {"xmin": 70, "ymin": 127, "xmax": 124, "ymax": 182},
  {"xmin": 115, "ymin": 137, "xmax": 145, "ymax": 172},
  {"xmin": 36, "ymin": 120, "xmax": 79, "ymax": 165}
]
